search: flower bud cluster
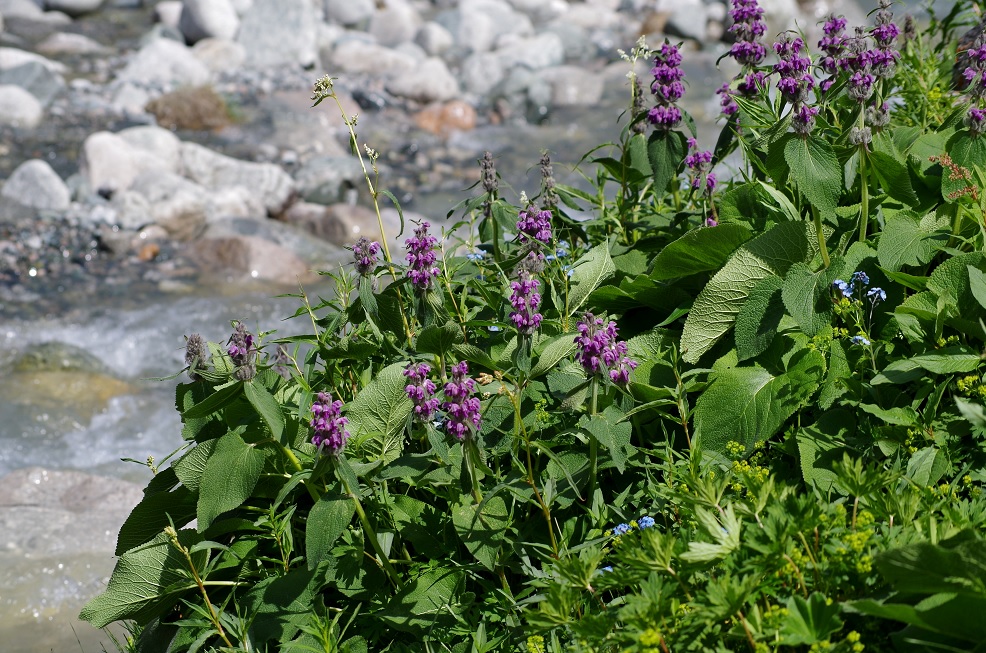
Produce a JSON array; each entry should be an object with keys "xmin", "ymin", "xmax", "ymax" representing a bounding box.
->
[
  {"xmin": 818, "ymin": 14, "xmax": 847, "ymax": 92},
  {"xmin": 443, "ymin": 362, "xmax": 482, "ymax": 441},
  {"xmin": 311, "ymin": 391, "xmax": 349, "ymax": 455},
  {"xmin": 647, "ymin": 42, "xmax": 684, "ymax": 130},
  {"xmin": 728, "ymin": 0, "xmax": 767, "ymax": 65},
  {"xmin": 685, "ymin": 138, "xmax": 716, "ymax": 195},
  {"xmin": 405, "ymin": 362, "xmax": 440, "ymax": 422},
  {"xmin": 773, "ymin": 35, "xmax": 817, "ymax": 135},
  {"xmin": 185, "ymin": 333, "xmax": 209, "ymax": 381},
  {"xmin": 574, "ymin": 312, "xmax": 638, "ymax": 386},
  {"xmin": 352, "ymin": 236, "xmax": 380, "ymax": 277},
  {"xmin": 509, "ymin": 276, "xmax": 543, "ymax": 335},
  {"xmin": 227, "ymin": 321, "xmax": 256, "ymax": 381},
  {"xmin": 405, "ymin": 221, "xmax": 439, "ymax": 293},
  {"xmin": 870, "ymin": 0, "xmax": 900, "ymax": 80}
]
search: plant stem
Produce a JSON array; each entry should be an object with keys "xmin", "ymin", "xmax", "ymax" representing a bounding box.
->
[
  {"xmin": 510, "ymin": 382, "xmax": 559, "ymax": 558},
  {"xmin": 335, "ymin": 464, "xmax": 404, "ymax": 589},
  {"xmin": 166, "ymin": 528, "xmax": 234, "ymax": 649},
  {"xmin": 465, "ymin": 439, "xmax": 484, "ymax": 504},
  {"xmin": 588, "ymin": 377, "xmax": 599, "ymax": 501},
  {"xmin": 857, "ymin": 107, "xmax": 870, "ymax": 243},
  {"xmin": 812, "ymin": 206, "xmax": 830, "ymax": 269}
]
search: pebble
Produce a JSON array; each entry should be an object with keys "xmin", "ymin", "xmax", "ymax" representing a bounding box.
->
[{"xmin": 0, "ymin": 84, "xmax": 42, "ymax": 128}]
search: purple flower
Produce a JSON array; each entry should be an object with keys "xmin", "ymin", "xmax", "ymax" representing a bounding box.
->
[
  {"xmin": 832, "ymin": 279, "xmax": 851, "ymax": 298},
  {"xmin": 728, "ymin": 0, "xmax": 767, "ymax": 65},
  {"xmin": 517, "ymin": 209, "xmax": 553, "ymax": 246},
  {"xmin": 574, "ymin": 312, "xmax": 638, "ymax": 386},
  {"xmin": 851, "ymin": 335, "xmax": 871, "ymax": 346},
  {"xmin": 613, "ymin": 523, "xmax": 632, "ymax": 536},
  {"xmin": 352, "ymin": 236, "xmax": 380, "ymax": 277},
  {"xmin": 818, "ymin": 14, "xmax": 847, "ymax": 88},
  {"xmin": 717, "ymin": 83, "xmax": 739, "ymax": 116},
  {"xmin": 405, "ymin": 362, "xmax": 440, "ymax": 422},
  {"xmin": 405, "ymin": 221, "xmax": 439, "ymax": 293},
  {"xmin": 792, "ymin": 105, "xmax": 819, "ymax": 136},
  {"xmin": 772, "ymin": 35, "xmax": 814, "ymax": 105},
  {"xmin": 647, "ymin": 42, "xmax": 685, "ymax": 131},
  {"xmin": 866, "ymin": 287, "xmax": 886, "ymax": 303},
  {"xmin": 870, "ymin": 0, "xmax": 899, "ymax": 78},
  {"xmin": 705, "ymin": 216, "xmax": 718, "ymax": 227},
  {"xmin": 442, "ymin": 362, "xmax": 481, "ymax": 441},
  {"xmin": 509, "ymin": 275, "xmax": 543, "ymax": 336},
  {"xmin": 967, "ymin": 107, "xmax": 986, "ymax": 136},
  {"xmin": 227, "ymin": 321, "xmax": 256, "ymax": 381},
  {"xmin": 685, "ymin": 139, "xmax": 716, "ymax": 195},
  {"xmin": 311, "ymin": 391, "xmax": 349, "ymax": 455},
  {"xmin": 737, "ymin": 71, "xmax": 766, "ymax": 96}
]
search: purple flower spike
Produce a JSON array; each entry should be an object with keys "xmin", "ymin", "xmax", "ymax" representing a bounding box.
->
[
  {"xmin": 685, "ymin": 139, "xmax": 716, "ymax": 196},
  {"xmin": 311, "ymin": 391, "xmax": 349, "ymax": 455},
  {"xmin": 772, "ymin": 35, "xmax": 813, "ymax": 105},
  {"xmin": 647, "ymin": 42, "xmax": 685, "ymax": 131},
  {"xmin": 442, "ymin": 362, "xmax": 481, "ymax": 441},
  {"xmin": 574, "ymin": 312, "xmax": 637, "ymax": 386},
  {"xmin": 728, "ymin": 0, "xmax": 767, "ymax": 66},
  {"xmin": 405, "ymin": 221, "xmax": 439, "ymax": 293},
  {"xmin": 717, "ymin": 83, "xmax": 739, "ymax": 116},
  {"xmin": 510, "ymin": 276, "xmax": 543, "ymax": 336},
  {"xmin": 967, "ymin": 107, "xmax": 986, "ymax": 136},
  {"xmin": 517, "ymin": 209, "xmax": 553, "ymax": 246},
  {"xmin": 405, "ymin": 362, "xmax": 440, "ymax": 422},
  {"xmin": 227, "ymin": 321, "xmax": 256, "ymax": 381},
  {"xmin": 352, "ymin": 236, "xmax": 380, "ymax": 277}
]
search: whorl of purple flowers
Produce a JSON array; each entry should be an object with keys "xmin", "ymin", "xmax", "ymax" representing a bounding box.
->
[
  {"xmin": 405, "ymin": 221, "xmax": 439, "ymax": 292},
  {"xmin": 773, "ymin": 35, "xmax": 817, "ymax": 135},
  {"xmin": 443, "ymin": 362, "xmax": 482, "ymax": 441},
  {"xmin": 517, "ymin": 209, "xmax": 553, "ymax": 246},
  {"xmin": 510, "ymin": 276, "xmax": 543, "ymax": 336},
  {"xmin": 818, "ymin": 14, "xmax": 847, "ymax": 92},
  {"xmin": 404, "ymin": 362, "xmax": 440, "ymax": 422},
  {"xmin": 842, "ymin": 27, "xmax": 876, "ymax": 103},
  {"xmin": 870, "ymin": 0, "xmax": 899, "ymax": 80},
  {"xmin": 227, "ymin": 321, "xmax": 256, "ymax": 381},
  {"xmin": 311, "ymin": 391, "xmax": 349, "ymax": 455},
  {"xmin": 728, "ymin": 0, "xmax": 767, "ymax": 66},
  {"xmin": 352, "ymin": 236, "xmax": 380, "ymax": 277},
  {"xmin": 685, "ymin": 138, "xmax": 716, "ymax": 195},
  {"xmin": 647, "ymin": 42, "xmax": 684, "ymax": 131},
  {"xmin": 574, "ymin": 312, "xmax": 638, "ymax": 386},
  {"xmin": 967, "ymin": 107, "xmax": 986, "ymax": 136}
]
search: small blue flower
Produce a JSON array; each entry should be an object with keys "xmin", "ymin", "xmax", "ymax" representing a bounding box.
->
[
  {"xmin": 601, "ymin": 566, "xmax": 613, "ymax": 573},
  {"xmin": 638, "ymin": 516, "xmax": 656, "ymax": 530},
  {"xmin": 852, "ymin": 271, "xmax": 870, "ymax": 286},
  {"xmin": 555, "ymin": 247, "xmax": 569, "ymax": 258},
  {"xmin": 833, "ymin": 279, "xmax": 851, "ymax": 298},
  {"xmin": 465, "ymin": 251, "xmax": 485, "ymax": 261},
  {"xmin": 545, "ymin": 254, "xmax": 556, "ymax": 262},
  {"xmin": 851, "ymin": 335, "xmax": 870, "ymax": 346},
  {"xmin": 612, "ymin": 523, "xmax": 631, "ymax": 536},
  {"xmin": 488, "ymin": 325, "xmax": 502, "ymax": 332},
  {"xmin": 866, "ymin": 287, "xmax": 886, "ymax": 303},
  {"xmin": 562, "ymin": 265, "xmax": 574, "ymax": 278}
]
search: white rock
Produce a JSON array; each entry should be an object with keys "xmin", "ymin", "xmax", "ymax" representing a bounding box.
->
[
  {"xmin": 495, "ymin": 32, "xmax": 564, "ymax": 71},
  {"xmin": 0, "ymin": 84, "xmax": 41, "ymax": 128},
  {"xmin": 0, "ymin": 0, "xmax": 42, "ymax": 18},
  {"xmin": 0, "ymin": 61, "xmax": 64, "ymax": 106},
  {"xmin": 758, "ymin": 0, "xmax": 798, "ymax": 36},
  {"xmin": 663, "ymin": 0, "xmax": 707, "ymax": 42},
  {"xmin": 207, "ymin": 185, "xmax": 265, "ymax": 219},
  {"xmin": 153, "ymin": 0, "xmax": 182, "ymax": 28},
  {"xmin": 229, "ymin": 0, "xmax": 250, "ymax": 15},
  {"xmin": 191, "ymin": 37, "xmax": 245, "ymax": 72},
  {"xmin": 110, "ymin": 82, "xmax": 151, "ymax": 114},
  {"xmin": 117, "ymin": 125, "xmax": 183, "ymax": 172},
  {"xmin": 0, "ymin": 47, "xmax": 66, "ymax": 74},
  {"xmin": 236, "ymin": 0, "xmax": 316, "ymax": 69},
  {"xmin": 326, "ymin": 39, "xmax": 414, "ymax": 76},
  {"xmin": 504, "ymin": 0, "xmax": 566, "ymax": 22},
  {"xmin": 180, "ymin": 142, "xmax": 295, "ymax": 215},
  {"xmin": 36, "ymin": 32, "xmax": 111, "ymax": 55},
  {"xmin": 368, "ymin": 0, "xmax": 420, "ymax": 47},
  {"xmin": 386, "ymin": 56, "xmax": 459, "ymax": 102},
  {"xmin": 444, "ymin": 0, "xmax": 533, "ymax": 54},
  {"xmin": 460, "ymin": 51, "xmax": 505, "ymax": 96},
  {"xmin": 117, "ymin": 38, "xmax": 211, "ymax": 87},
  {"xmin": 43, "ymin": 0, "xmax": 103, "ymax": 16},
  {"xmin": 293, "ymin": 155, "xmax": 364, "ymax": 205},
  {"xmin": 1, "ymin": 159, "xmax": 70, "ymax": 210},
  {"xmin": 561, "ymin": 2, "xmax": 622, "ymax": 30},
  {"xmin": 536, "ymin": 65, "xmax": 604, "ymax": 107},
  {"xmin": 129, "ymin": 171, "xmax": 208, "ymax": 240},
  {"xmin": 78, "ymin": 131, "xmax": 179, "ymax": 194},
  {"xmin": 188, "ymin": 234, "xmax": 310, "ymax": 283},
  {"xmin": 414, "ymin": 21, "xmax": 453, "ymax": 57},
  {"xmin": 179, "ymin": 0, "xmax": 239, "ymax": 44},
  {"xmin": 324, "ymin": 0, "xmax": 372, "ymax": 26}
]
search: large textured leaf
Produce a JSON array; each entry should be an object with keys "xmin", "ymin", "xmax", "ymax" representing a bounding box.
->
[
  {"xmin": 346, "ymin": 363, "xmax": 413, "ymax": 465},
  {"xmin": 306, "ymin": 494, "xmax": 355, "ymax": 569},
  {"xmin": 647, "ymin": 129, "xmax": 688, "ymax": 193},
  {"xmin": 782, "ymin": 262, "xmax": 842, "ymax": 337},
  {"xmin": 780, "ymin": 593, "xmax": 844, "ymax": 645},
  {"xmin": 241, "ymin": 565, "xmax": 324, "ymax": 645},
  {"xmin": 694, "ymin": 348, "xmax": 825, "ymax": 454},
  {"xmin": 868, "ymin": 150, "xmax": 919, "ymax": 205},
  {"xmin": 785, "ymin": 137, "xmax": 842, "ymax": 213},
  {"xmin": 377, "ymin": 568, "xmax": 467, "ymax": 633},
  {"xmin": 580, "ymin": 406, "xmax": 634, "ymax": 473},
  {"xmin": 735, "ymin": 276, "xmax": 784, "ymax": 362},
  {"xmin": 682, "ymin": 221, "xmax": 813, "ymax": 363},
  {"xmin": 452, "ymin": 496, "xmax": 510, "ymax": 571},
  {"xmin": 196, "ymin": 432, "xmax": 265, "ymax": 531},
  {"xmin": 567, "ymin": 243, "xmax": 616, "ymax": 316},
  {"xmin": 650, "ymin": 224, "xmax": 752, "ymax": 280},
  {"xmin": 531, "ymin": 333, "xmax": 577, "ymax": 378},
  {"xmin": 79, "ymin": 529, "xmax": 202, "ymax": 628},
  {"xmin": 116, "ymin": 485, "xmax": 197, "ymax": 555},
  {"xmin": 244, "ymin": 381, "xmax": 285, "ymax": 441},
  {"xmin": 877, "ymin": 211, "xmax": 948, "ymax": 271}
]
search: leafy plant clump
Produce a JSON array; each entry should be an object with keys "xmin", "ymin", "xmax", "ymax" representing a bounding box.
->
[{"xmin": 82, "ymin": 1, "xmax": 986, "ymax": 651}]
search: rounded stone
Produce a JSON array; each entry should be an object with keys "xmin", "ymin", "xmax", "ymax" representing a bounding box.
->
[
  {"xmin": 1, "ymin": 159, "xmax": 70, "ymax": 210},
  {"xmin": 0, "ymin": 84, "xmax": 42, "ymax": 128}
]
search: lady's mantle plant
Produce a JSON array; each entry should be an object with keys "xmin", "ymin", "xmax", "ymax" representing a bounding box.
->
[{"xmin": 82, "ymin": 3, "xmax": 986, "ymax": 652}]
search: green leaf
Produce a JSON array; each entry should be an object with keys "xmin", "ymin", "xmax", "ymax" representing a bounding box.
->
[
  {"xmin": 416, "ymin": 321, "xmax": 465, "ymax": 356},
  {"xmin": 682, "ymin": 221, "xmax": 813, "ymax": 363},
  {"xmin": 647, "ymin": 129, "xmax": 687, "ymax": 193},
  {"xmin": 306, "ymin": 494, "xmax": 355, "ymax": 570},
  {"xmin": 780, "ymin": 593, "xmax": 844, "ymax": 646},
  {"xmin": 531, "ymin": 332, "xmax": 577, "ymax": 378},
  {"xmin": 580, "ymin": 406, "xmax": 634, "ymax": 473},
  {"xmin": 346, "ymin": 363, "xmax": 413, "ymax": 465},
  {"xmin": 906, "ymin": 447, "xmax": 948, "ymax": 486},
  {"xmin": 694, "ymin": 348, "xmax": 825, "ymax": 454},
  {"xmin": 782, "ymin": 262, "xmax": 841, "ymax": 337},
  {"xmin": 567, "ymin": 243, "xmax": 616, "ymax": 316},
  {"xmin": 451, "ymin": 496, "xmax": 510, "ymax": 571},
  {"xmin": 196, "ymin": 432, "xmax": 265, "ymax": 531},
  {"xmin": 858, "ymin": 403, "xmax": 919, "ymax": 426},
  {"xmin": 876, "ymin": 530, "xmax": 986, "ymax": 597},
  {"xmin": 735, "ymin": 276, "xmax": 784, "ymax": 361},
  {"xmin": 869, "ymin": 150, "xmax": 919, "ymax": 205},
  {"xmin": 244, "ymin": 381, "xmax": 285, "ymax": 441},
  {"xmin": 378, "ymin": 568, "xmax": 467, "ymax": 633},
  {"xmin": 680, "ymin": 505, "xmax": 741, "ymax": 564},
  {"xmin": 626, "ymin": 132, "xmax": 653, "ymax": 180},
  {"xmin": 650, "ymin": 224, "xmax": 752, "ymax": 280},
  {"xmin": 797, "ymin": 409, "xmax": 853, "ymax": 491},
  {"xmin": 79, "ymin": 529, "xmax": 202, "ymax": 628},
  {"xmin": 241, "ymin": 565, "xmax": 323, "ymax": 645},
  {"xmin": 180, "ymin": 381, "xmax": 243, "ymax": 419},
  {"xmin": 172, "ymin": 438, "xmax": 217, "ymax": 492},
  {"xmin": 758, "ymin": 181, "xmax": 801, "ymax": 222},
  {"xmin": 908, "ymin": 346, "xmax": 982, "ymax": 374},
  {"xmin": 785, "ymin": 137, "xmax": 842, "ymax": 213},
  {"xmin": 116, "ymin": 485, "xmax": 197, "ymax": 555},
  {"xmin": 968, "ymin": 265, "xmax": 986, "ymax": 310},
  {"xmin": 878, "ymin": 211, "xmax": 949, "ymax": 271},
  {"xmin": 956, "ymin": 397, "xmax": 986, "ymax": 428}
]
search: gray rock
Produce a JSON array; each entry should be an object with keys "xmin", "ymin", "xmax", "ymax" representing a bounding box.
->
[
  {"xmin": 0, "ymin": 0, "xmax": 42, "ymax": 18},
  {"xmin": 188, "ymin": 232, "xmax": 311, "ymax": 283},
  {"xmin": 442, "ymin": 0, "xmax": 533, "ymax": 54},
  {"xmin": 504, "ymin": 0, "xmax": 566, "ymax": 22},
  {"xmin": 140, "ymin": 22, "xmax": 185, "ymax": 45},
  {"xmin": 294, "ymin": 155, "xmax": 364, "ymax": 206},
  {"xmin": 36, "ymin": 32, "xmax": 111, "ymax": 55},
  {"xmin": 0, "ymin": 48, "xmax": 66, "ymax": 74},
  {"xmin": 326, "ymin": 39, "xmax": 414, "ymax": 76},
  {"xmin": 1, "ymin": 159, "xmax": 70, "ymax": 210},
  {"xmin": 536, "ymin": 65, "xmax": 604, "ymax": 107},
  {"xmin": 324, "ymin": 0, "xmax": 372, "ymax": 27},
  {"xmin": 191, "ymin": 36, "xmax": 245, "ymax": 72},
  {"xmin": 78, "ymin": 131, "xmax": 179, "ymax": 194},
  {"xmin": 0, "ymin": 61, "xmax": 64, "ymax": 106},
  {"xmin": 495, "ymin": 32, "xmax": 564, "ymax": 71},
  {"xmin": 0, "ymin": 84, "xmax": 41, "ymax": 128},
  {"xmin": 236, "ymin": 0, "xmax": 316, "ymax": 69},
  {"xmin": 180, "ymin": 142, "xmax": 295, "ymax": 215},
  {"xmin": 43, "ymin": 0, "xmax": 103, "ymax": 16},
  {"xmin": 206, "ymin": 185, "xmax": 265, "ymax": 219},
  {"xmin": 229, "ymin": 0, "xmax": 250, "ymax": 14},
  {"xmin": 117, "ymin": 125, "xmax": 183, "ymax": 172},
  {"xmin": 460, "ymin": 51, "xmax": 505, "ymax": 96},
  {"xmin": 110, "ymin": 81, "xmax": 151, "ymax": 114},
  {"xmin": 178, "ymin": 0, "xmax": 239, "ymax": 44},
  {"xmin": 386, "ymin": 56, "xmax": 458, "ymax": 103},
  {"xmin": 116, "ymin": 37, "xmax": 211, "ymax": 87},
  {"xmin": 281, "ymin": 202, "xmax": 402, "ymax": 254},
  {"xmin": 203, "ymin": 214, "xmax": 345, "ymax": 266},
  {"xmin": 129, "ymin": 171, "xmax": 208, "ymax": 240},
  {"xmin": 545, "ymin": 20, "xmax": 595, "ymax": 63},
  {"xmin": 562, "ymin": 2, "xmax": 621, "ymax": 29},
  {"xmin": 414, "ymin": 21, "xmax": 453, "ymax": 57},
  {"xmin": 663, "ymin": 0, "xmax": 707, "ymax": 41},
  {"xmin": 153, "ymin": 0, "xmax": 181, "ymax": 28},
  {"xmin": 368, "ymin": 0, "xmax": 420, "ymax": 47},
  {"xmin": 758, "ymin": 0, "xmax": 798, "ymax": 37}
]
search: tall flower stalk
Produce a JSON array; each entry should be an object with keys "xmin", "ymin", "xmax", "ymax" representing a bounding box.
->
[{"xmin": 647, "ymin": 41, "xmax": 685, "ymax": 131}]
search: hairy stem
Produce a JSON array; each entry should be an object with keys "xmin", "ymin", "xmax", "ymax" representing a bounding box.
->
[
  {"xmin": 588, "ymin": 377, "xmax": 599, "ymax": 500},
  {"xmin": 336, "ymin": 464, "xmax": 404, "ymax": 589}
]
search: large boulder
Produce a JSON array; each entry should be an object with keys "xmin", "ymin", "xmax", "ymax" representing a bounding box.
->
[
  {"xmin": 116, "ymin": 124, "xmax": 183, "ymax": 172},
  {"xmin": 324, "ymin": 0, "xmax": 372, "ymax": 27},
  {"xmin": 116, "ymin": 37, "xmax": 211, "ymax": 87},
  {"xmin": 178, "ymin": 0, "xmax": 239, "ymax": 44},
  {"xmin": 325, "ymin": 39, "xmax": 414, "ymax": 76},
  {"xmin": 0, "ymin": 84, "xmax": 42, "ymax": 128},
  {"xmin": 0, "ymin": 60, "xmax": 65, "ymax": 106},
  {"xmin": 535, "ymin": 66, "xmax": 604, "ymax": 107},
  {"xmin": 180, "ymin": 142, "xmax": 295, "ymax": 215},
  {"xmin": 236, "ymin": 0, "xmax": 316, "ymax": 68},
  {"xmin": 385, "ymin": 56, "xmax": 459, "ymax": 103},
  {"xmin": 36, "ymin": 32, "xmax": 112, "ymax": 55},
  {"xmin": 191, "ymin": 37, "xmax": 245, "ymax": 73},
  {"xmin": 368, "ymin": 0, "xmax": 420, "ymax": 47},
  {"xmin": 127, "ymin": 171, "xmax": 208, "ymax": 239},
  {"xmin": 188, "ymin": 233, "xmax": 310, "ymax": 283},
  {"xmin": 438, "ymin": 0, "xmax": 533, "ymax": 55},
  {"xmin": 1, "ymin": 159, "xmax": 70, "ymax": 211},
  {"xmin": 294, "ymin": 155, "xmax": 364, "ymax": 206},
  {"xmin": 78, "ymin": 130, "xmax": 180, "ymax": 195},
  {"xmin": 0, "ymin": 48, "xmax": 66, "ymax": 74}
]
